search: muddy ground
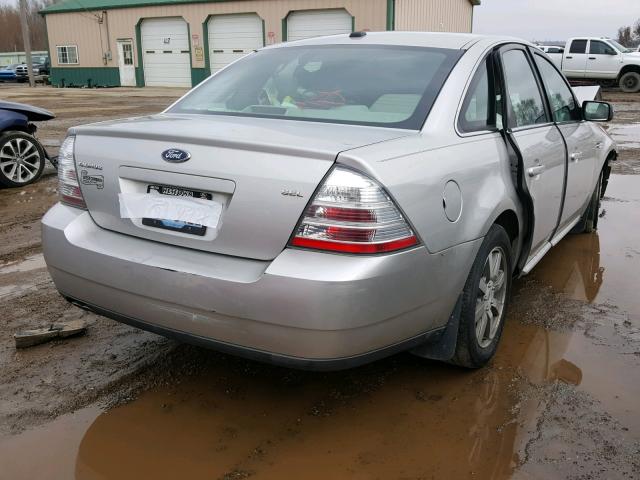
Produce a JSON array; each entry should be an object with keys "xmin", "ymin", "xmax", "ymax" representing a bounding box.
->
[{"xmin": 0, "ymin": 85, "xmax": 638, "ymax": 480}]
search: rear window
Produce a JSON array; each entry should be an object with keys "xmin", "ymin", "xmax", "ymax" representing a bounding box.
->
[{"xmin": 169, "ymin": 45, "xmax": 463, "ymax": 129}]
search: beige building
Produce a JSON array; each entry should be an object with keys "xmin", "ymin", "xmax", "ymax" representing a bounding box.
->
[{"xmin": 41, "ymin": 0, "xmax": 480, "ymax": 88}]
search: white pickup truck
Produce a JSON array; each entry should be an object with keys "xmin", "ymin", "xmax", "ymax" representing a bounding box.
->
[{"xmin": 546, "ymin": 37, "xmax": 640, "ymax": 92}]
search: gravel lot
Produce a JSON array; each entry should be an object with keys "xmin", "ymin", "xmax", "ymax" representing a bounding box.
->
[{"xmin": 0, "ymin": 85, "xmax": 638, "ymax": 480}]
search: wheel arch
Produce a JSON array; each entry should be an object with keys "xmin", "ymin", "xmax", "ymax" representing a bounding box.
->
[
  {"xmin": 493, "ymin": 209, "xmax": 520, "ymax": 250},
  {"xmin": 618, "ymin": 64, "xmax": 640, "ymax": 79},
  {"xmin": 601, "ymin": 149, "xmax": 617, "ymax": 198},
  {"xmin": 0, "ymin": 110, "xmax": 31, "ymax": 134}
]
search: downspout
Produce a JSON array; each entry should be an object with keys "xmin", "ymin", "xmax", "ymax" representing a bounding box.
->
[
  {"xmin": 470, "ymin": 4, "xmax": 474, "ymax": 33},
  {"xmin": 104, "ymin": 10, "xmax": 112, "ymax": 63},
  {"xmin": 386, "ymin": 0, "xmax": 395, "ymax": 31}
]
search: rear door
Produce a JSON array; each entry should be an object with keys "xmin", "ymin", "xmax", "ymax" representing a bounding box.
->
[
  {"xmin": 532, "ymin": 52, "xmax": 598, "ymax": 230},
  {"xmin": 563, "ymin": 39, "xmax": 588, "ymax": 78},
  {"xmin": 497, "ymin": 45, "xmax": 566, "ymax": 267}
]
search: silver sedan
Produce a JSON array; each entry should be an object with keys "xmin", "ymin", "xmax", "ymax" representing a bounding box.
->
[{"xmin": 43, "ymin": 32, "xmax": 616, "ymax": 370}]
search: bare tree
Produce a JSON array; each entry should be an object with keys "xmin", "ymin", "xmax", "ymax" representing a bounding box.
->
[
  {"xmin": 617, "ymin": 26, "xmax": 633, "ymax": 47},
  {"xmin": 0, "ymin": 0, "xmax": 53, "ymax": 52},
  {"xmin": 633, "ymin": 19, "xmax": 640, "ymax": 41}
]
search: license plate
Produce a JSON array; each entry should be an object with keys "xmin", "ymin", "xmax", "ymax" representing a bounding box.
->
[{"xmin": 142, "ymin": 185, "xmax": 213, "ymax": 236}]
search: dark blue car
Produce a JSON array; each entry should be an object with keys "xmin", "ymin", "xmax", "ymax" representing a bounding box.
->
[
  {"xmin": 0, "ymin": 64, "xmax": 20, "ymax": 82},
  {"xmin": 0, "ymin": 101, "xmax": 56, "ymax": 187}
]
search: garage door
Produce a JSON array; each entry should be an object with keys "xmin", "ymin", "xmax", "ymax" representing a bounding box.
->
[
  {"xmin": 208, "ymin": 14, "xmax": 263, "ymax": 74},
  {"xmin": 141, "ymin": 17, "xmax": 191, "ymax": 87},
  {"xmin": 287, "ymin": 9, "xmax": 352, "ymax": 42}
]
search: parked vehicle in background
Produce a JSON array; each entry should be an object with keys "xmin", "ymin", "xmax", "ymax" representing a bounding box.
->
[
  {"xmin": 0, "ymin": 101, "xmax": 57, "ymax": 187},
  {"xmin": 15, "ymin": 65, "xmax": 39, "ymax": 83},
  {"xmin": 31, "ymin": 55, "xmax": 50, "ymax": 76},
  {"xmin": 537, "ymin": 45, "xmax": 565, "ymax": 54},
  {"xmin": 0, "ymin": 64, "xmax": 20, "ymax": 82},
  {"xmin": 547, "ymin": 37, "xmax": 640, "ymax": 92},
  {"xmin": 13, "ymin": 56, "xmax": 50, "ymax": 82},
  {"xmin": 43, "ymin": 32, "xmax": 617, "ymax": 371}
]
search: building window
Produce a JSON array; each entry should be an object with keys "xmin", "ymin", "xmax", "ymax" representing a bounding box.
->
[{"xmin": 56, "ymin": 46, "xmax": 78, "ymax": 65}]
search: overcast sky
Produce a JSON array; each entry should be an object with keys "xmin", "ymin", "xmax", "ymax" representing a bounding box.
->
[{"xmin": 474, "ymin": 0, "xmax": 639, "ymax": 41}]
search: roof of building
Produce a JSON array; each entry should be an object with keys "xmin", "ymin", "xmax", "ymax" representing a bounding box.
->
[{"xmin": 42, "ymin": 0, "xmax": 479, "ymax": 15}]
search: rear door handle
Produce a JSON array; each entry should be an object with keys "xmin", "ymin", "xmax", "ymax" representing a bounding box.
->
[
  {"xmin": 566, "ymin": 55, "xmax": 573, "ymax": 59},
  {"xmin": 589, "ymin": 57, "xmax": 597, "ymax": 60},
  {"xmin": 527, "ymin": 165, "xmax": 545, "ymax": 177},
  {"xmin": 570, "ymin": 152, "xmax": 583, "ymax": 162}
]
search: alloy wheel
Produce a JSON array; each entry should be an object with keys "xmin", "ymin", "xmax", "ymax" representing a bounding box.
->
[
  {"xmin": 0, "ymin": 137, "xmax": 42, "ymax": 184},
  {"xmin": 475, "ymin": 246, "xmax": 507, "ymax": 349}
]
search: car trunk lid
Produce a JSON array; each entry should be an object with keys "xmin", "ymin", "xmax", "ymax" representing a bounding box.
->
[{"xmin": 74, "ymin": 114, "xmax": 412, "ymax": 260}]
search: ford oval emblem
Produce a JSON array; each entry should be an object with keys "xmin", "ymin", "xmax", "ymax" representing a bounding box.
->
[{"xmin": 161, "ymin": 149, "xmax": 191, "ymax": 163}]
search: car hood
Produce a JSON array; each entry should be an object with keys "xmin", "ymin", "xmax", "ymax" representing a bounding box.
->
[{"xmin": 72, "ymin": 114, "xmax": 415, "ymax": 260}]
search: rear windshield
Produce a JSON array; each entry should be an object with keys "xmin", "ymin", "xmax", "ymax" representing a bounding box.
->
[{"xmin": 168, "ymin": 45, "xmax": 463, "ymax": 129}]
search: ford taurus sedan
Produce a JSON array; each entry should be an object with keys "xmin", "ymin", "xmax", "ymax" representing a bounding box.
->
[{"xmin": 42, "ymin": 32, "xmax": 616, "ymax": 370}]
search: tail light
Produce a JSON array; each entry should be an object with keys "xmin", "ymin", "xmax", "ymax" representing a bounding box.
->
[
  {"xmin": 290, "ymin": 166, "xmax": 419, "ymax": 254},
  {"xmin": 58, "ymin": 135, "xmax": 86, "ymax": 209}
]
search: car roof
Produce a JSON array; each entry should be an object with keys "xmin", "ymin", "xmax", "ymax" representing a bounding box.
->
[{"xmin": 266, "ymin": 31, "xmax": 527, "ymax": 51}]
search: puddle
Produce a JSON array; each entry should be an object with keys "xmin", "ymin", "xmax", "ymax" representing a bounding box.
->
[
  {"xmin": 0, "ymin": 317, "xmax": 637, "ymax": 480},
  {"xmin": 0, "ymin": 254, "xmax": 46, "ymax": 275},
  {"xmin": 608, "ymin": 123, "xmax": 640, "ymax": 150},
  {"xmin": 531, "ymin": 175, "xmax": 640, "ymax": 319},
  {"xmin": 0, "ymin": 329, "xmax": 551, "ymax": 480},
  {"xmin": 0, "ymin": 175, "xmax": 637, "ymax": 479}
]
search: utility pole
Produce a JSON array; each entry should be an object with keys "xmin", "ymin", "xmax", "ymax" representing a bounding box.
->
[{"xmin": 18, "ymin": 0, "xmax": 35, "ymax": 87}]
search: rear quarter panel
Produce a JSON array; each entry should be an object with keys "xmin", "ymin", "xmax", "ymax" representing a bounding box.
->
[{"xmin": 338, "ymin": 131, "xmax": 522, "ymax": 256}]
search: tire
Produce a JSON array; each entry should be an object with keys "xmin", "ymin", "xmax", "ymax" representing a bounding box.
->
[
  {"xmin": 571, "ymin": 170, "xmax": 603, "ymax": 234},
  {"xmin": 619, "ymin": 72, "xmax": 640, "ymax": 93},
  {"xmin": 0, "ymin": 131, "xmax": 46, "ymax": 188},
  {"xmin": 450, "ymin": 224, "xmax": 513, "ymax": 368}
]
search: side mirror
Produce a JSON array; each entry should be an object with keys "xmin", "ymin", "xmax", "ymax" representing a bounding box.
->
[{"xmin": 582, "ymin": 101, "xmax": 613, "ymax": 122}]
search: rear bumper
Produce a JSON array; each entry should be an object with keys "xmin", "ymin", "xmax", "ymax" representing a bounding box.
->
[{"xmin": 42, "ymin": 203, "xmax": 480, "ymax": 368}]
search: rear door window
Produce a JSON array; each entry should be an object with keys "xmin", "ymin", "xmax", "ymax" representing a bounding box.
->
[
  {"xmin": 501, "ymin": 49, "xmax": 549, "ymax": 128},
  {"xmin": 569, "ymin": 40, "xmax": 588, "ymax": 54}
]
